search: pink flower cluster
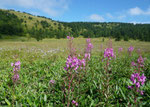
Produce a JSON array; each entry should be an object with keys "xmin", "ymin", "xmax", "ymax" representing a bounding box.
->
[
  {"xmin": 67, "ymin": 36, "xmax": 74, "ymax": 40},
  {"xmin": 131, "ymin": 61, "xmax": 137, "ymax": 66},
  {"xmin": 85, "ymin": 38, "xmax": 93, "ymax": 60},
  {"xmin": 86, "ymin": 38, "xmax": 93, "ymax": 53},
  {"xmin": 84, "ymin": 53, "xmax": 90, "ymax": 60},
  {"xmin": 137, "ymin": 55, "xmax": 144, "ymax": 67},
  {"xmin": 104, "ymin": 48, "xmax": 115, "ymax": 60},
  {"xmin": 129, "ymin": 55, "xmax": 146, "ymax": 95},
  {"xmin": 128, "ymin": 46, "xmax": 134, "ymax": 56},
  {"xmin": 64, "ymin": 56, "xmax": 86, "ymax": 71},
  {"xmin": 49, "ymin": 80, "xmax": 55, "ymax": 84},
  {"xmin": 128, "ymin": 46, "xmax": 134, "ymax": 52},
  {"xmin": 128, "ymin": 73, "xmax": 146, "ymax": 95},
  {"xmin": 72, "ymin": 100, "xmax": 78, "ymax": 106},
  {"xmin": 11, "ymin": 61, "xmax": 21, "ymax": 83},
  {"xmin": 118, "ymin": 47, "xmax": 123, "ymax": 52},
  {"xmin": 131, "ymin": 55, "xmax": 145, "ymax": 68}
]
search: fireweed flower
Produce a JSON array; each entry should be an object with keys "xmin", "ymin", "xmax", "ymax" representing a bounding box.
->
[
  {"xmin": 119, "ymin": 47, "xmax": 123, "ymax": 51},
  {"xmin": 64, "ymin": 56, "xmax": 85, "ymax": 71},
  {"xmin": 137, "ymin": 55, "xmax": 144, "ymax": 67},
  {"xmin": 86, "ymin": 38, "xmax": 91, "ymax": 43},
  {"xmin": 128, "ymin": 73, "xmax": 146, "ymax": 95},
  {"xmin": 86, "ymin": 43, "xmax": 93, "ymax": 53},
  {"xmin": 67, "ymin": 36, "xmax": 70, "ymax": 39},
  {"xmin": 104, "ymin": 48, "xmax": 115, "ymax": 60},
  {"xmin": 11, "ymin": 61, "xmax": 21, "ymax": 83},
  {"xmin": 128, "ymin": 46, "xmax": 134, "ymax": 56},
  {"xmin": 118, "ymin": 47, "xmax": 123, "ymax": 53},
  {"xmin": 12, "ymin": 74, "xmax": 19, "ymax": 83},
  {"xmin": 72, "ymin": 100, "xmax": 78, "ymax": 106},
  {"xmin": 131, "ymin": 61, "xmax": 137, "ymax": 66},
  {"xmin": 128, "ymin": 46, "xmax": 134, "ymax": 52},
  {"xmin": 49, "ymin": 80, "xmax": 55, "ymax": 84},
  {"xmin": 86, "ymin": 38, "xmax": 93, "ymax": 52},
  {"xmin": 67, "ymin": 36, "xmax": 74, "ymax": 40},
  {"xmin": 84, "ymin": 53, "xmax": 90, "ymax": 60},
  {"xmin": 131, "ymin": 56, "xmax": 145, "ymax": 70},
  {"xmin": 85, "ymin": 38, "xmax": 93, "ymax": 61}
]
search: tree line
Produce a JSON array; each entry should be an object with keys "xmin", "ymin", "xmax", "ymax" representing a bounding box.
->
[{"xmin": 61, "ymin": 22, "xmax": 150, "ymax": 41}]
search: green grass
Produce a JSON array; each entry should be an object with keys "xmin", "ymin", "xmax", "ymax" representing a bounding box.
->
[{"xmin": 0, "ymin": 38, "xmax": 150, "ymax": 106}]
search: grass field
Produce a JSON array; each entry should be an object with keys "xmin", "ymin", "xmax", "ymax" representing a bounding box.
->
[{"xmin": 0, "ymin": 38, "xmax": 150, "ymax": 106}]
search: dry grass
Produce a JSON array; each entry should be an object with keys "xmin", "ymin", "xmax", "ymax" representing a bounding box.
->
[{"xmin": 0, "ymin": 38, "xmax": 150, "ymax": 55}]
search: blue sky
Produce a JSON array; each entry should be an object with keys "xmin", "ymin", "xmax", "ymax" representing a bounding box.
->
[{"xmin": 0, "ymin": 0, "xmax": 150, "ymax": 23}]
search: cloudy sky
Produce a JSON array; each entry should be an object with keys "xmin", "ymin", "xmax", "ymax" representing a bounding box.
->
[{"xmin": 0, "ymin": 0, "xmax": 150, "ymax": 23}]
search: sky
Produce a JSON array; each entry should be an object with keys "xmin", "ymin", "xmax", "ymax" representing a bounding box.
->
[{"xmin": 0, "ymin": 0, "xmax": 150, "ymax": 23}]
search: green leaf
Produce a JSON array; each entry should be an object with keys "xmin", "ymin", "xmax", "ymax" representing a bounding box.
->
[
  {"xmin": 119, "ymin": 87, "xmax": 126, "ymax": 100},
  {"xmin": 5, "ymin": 98, "xmax": 11, "ymax": 105},
  {"xmin": 44, "ymin": 94, "xmax": 47, "ymax": 102},
  {"xmin": 90, "ymin": 100, "xmax": 94, "ymax": 107}
]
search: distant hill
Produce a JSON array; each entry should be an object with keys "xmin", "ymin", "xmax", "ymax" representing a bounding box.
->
[
  {"xmin": 0, "ymin": 9, "xmax": 71, "ymax": 40},
  {"xmin": 0, "ymin": 9, "xmax": 150, "ymax": 41}
]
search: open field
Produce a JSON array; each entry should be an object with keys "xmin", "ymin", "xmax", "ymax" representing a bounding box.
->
[
  {"xmin": 1, "ymin": 38, "xmax": 150, "ymax": 54},
  {"xmin": 0, "ymin": 38, "xmax": 150, "ymax": 106}
]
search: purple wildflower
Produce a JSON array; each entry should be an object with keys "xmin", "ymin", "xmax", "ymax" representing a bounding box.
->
[
  {"xmin": 12, "ymin": 74, "xmax": 19, "ymax": 83},
  {"xmin": 86, "ymin": 38, "xmax": 91, "ymax": 43},
  {"xmin": 49, "ymin": 80, "xmax": 55, "ymax": 84},
  {"xmin": 118, "ymin": 47, "xmax": 123, "ymax": 52},
  {"xmin": 137, "ymin": 55, "xmax": 144, "ymax": 67},
  {"xmin": 85, "ymin": 53, "xmax": 90, "ymax": 60},
  {"xmin": 11, "ymin": 61, "xmax": 21, "ymax": 83},
  {"xmin": 128, "ymin": 46, "xmax": 134, "ymax": 52},
  {"xmin": 131, "ymin": 61, "xmax": 137, "ymax": 66},
  {"xmin": 128, "ymin": 85, "xmax": 133, "ymax": 89},
  {"xmin": 140, "ymin": 91, "xmax": 144, "ymax": 95},
  {"xmin": 67, "ymin": 36, "xmax": 70, "ymax": 39},
  {"xmin": 72, "ymin": 100, "xmax": 76, "ymax": 104},
  {"xmin": 72, "ymin": 100, "xmax": 78, "ymax": 106},
  {"xmin": 86, "ymin": 38, "xmax": 93, "ymax": 53},
  {"xmin": 64, "ymin": 55, "xmax": 85, "ymax": 71},
  {"xmin": 104, "ymin": 48, "xmax": 115, "ymax": 60},
  {"xmin": 136, "ymin": 82, "xmax": 140, "ymax": 88},
  {"xmin": 128, "ymin": 73, "xmax": 146, "ymax": 95},
  {"xmin": 128, "ymin": 46, "xmax": 134, "ymax": 56},
  {"xmin": 67, "ymin": 36, "xmax": 74, "ymax": 40},
  {"xmin": 75, "ymin": 103, "xmax": 78, "ymax": 106}
]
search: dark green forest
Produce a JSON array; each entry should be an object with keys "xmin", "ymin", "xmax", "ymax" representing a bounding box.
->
[
  {"xmin": 0, "ymin": 10, "xmax": 24, "ymax": 38},
  {"xmin": 61, "ymin": 22, "xmax": 150, "ymax": 41},
  {"xmin": 0, "ymin": 9, "xmax": 150, "ymax": 41}
]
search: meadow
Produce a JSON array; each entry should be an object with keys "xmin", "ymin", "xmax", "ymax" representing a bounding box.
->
[{"xmin": 0, "ymin": 37, "xmax": 150, "ymax": 106}]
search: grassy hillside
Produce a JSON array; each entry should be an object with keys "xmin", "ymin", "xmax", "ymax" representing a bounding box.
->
[
  {"xmin": 0, "ymin": 9, "xmax": 71, "ymax": 40},
  {"xmin": 2, "ymin": 9, "xmax": 71, "ymax": 31}
]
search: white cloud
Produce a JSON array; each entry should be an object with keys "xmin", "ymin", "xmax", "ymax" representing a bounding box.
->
[
  {"xmin": 118, "ymin": 15, "xmax": 126, "ymax": 19},
  {"xmin": 130, "ymin": 21, "xmax": 150, "ymax": 24},
  {"xmin": 0, "ymin": 0, "xmax": 70, "ymax": 16},
  {"xmin": 129, "ymin": 7, "xmax": 143, "ymax": 15},
  {"xmin": 129, "ymin": 7, "xmax": 150, "ymax": 15},
  {"xmin": 89, "ymin": 14, "xmax": 104, "ymax": 22},
  {"xmin": 29, "ymin": 11, "xmax": 40, "ymax": 16},
  {"xmin": 106, "ymin": 13, "xmax": 113, "ymax": 19}
]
